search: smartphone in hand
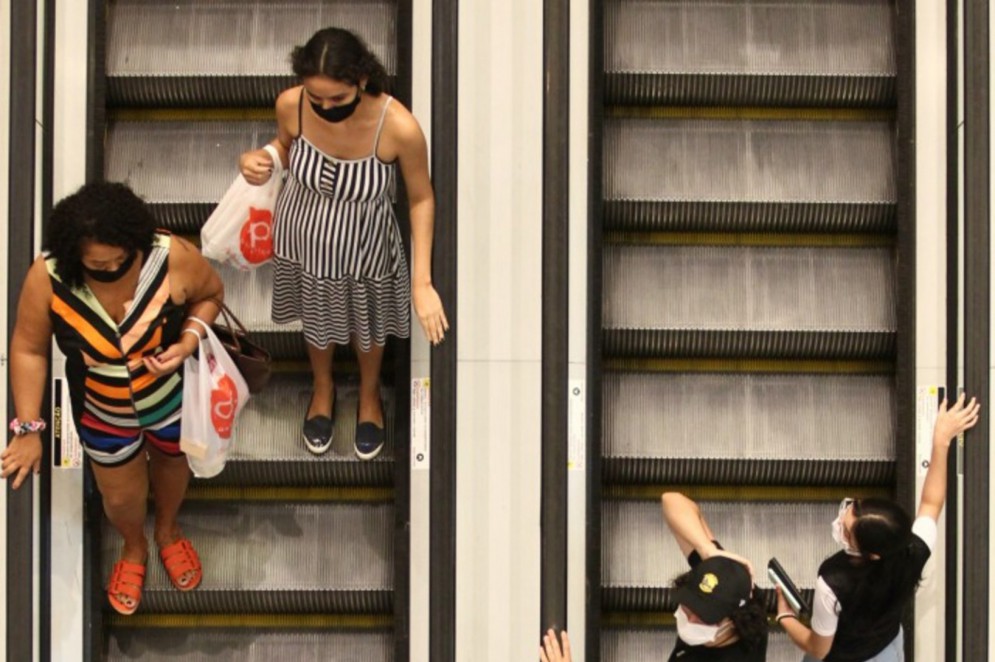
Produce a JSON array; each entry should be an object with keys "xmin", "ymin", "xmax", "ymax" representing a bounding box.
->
[{"xmin": 768, "ymin": 558, "xmax": 810, "ymax": 614}]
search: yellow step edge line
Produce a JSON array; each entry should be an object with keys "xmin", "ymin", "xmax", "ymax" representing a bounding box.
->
[
  {"xmin": 604, "ymin": 485, "xmax": 892, "ymax": 502},
  {"xmin": 108, "ymin": 613, "xmax": 391, "ymax": 628},
  {"xmin": 604, "ymin": 359, "xmax": 894, "ymax": 375},
  {"xmin": 607, "ymin": 107, "xmax": 894, "ymax": 121},
  {"xmin": 109, "ymin": 108, "xmax": 276, "ymax": 122},
  {"xmin": 183, "ymin": 486, "xmax": 394, "ymax": 503},
  {"xmin": 602, "ymin": 612, "xmax": 813, "ymax": 628},
  {"xmin": 606, "ymin": 232, "xmax": 894, "ymax": 248},
  {"xmin": 602, "ymin": 612, "xmax": 676, "ymax": 628}
]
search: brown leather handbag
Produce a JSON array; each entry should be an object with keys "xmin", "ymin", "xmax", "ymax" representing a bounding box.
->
[{"xmin": 210, "ymin": 301, "xmax": 272, "ymax": 393}]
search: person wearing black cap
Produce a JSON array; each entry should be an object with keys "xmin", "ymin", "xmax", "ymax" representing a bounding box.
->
[{"xmin": 662, "ymin": 492, "xmax": 769, "ymax": 661}]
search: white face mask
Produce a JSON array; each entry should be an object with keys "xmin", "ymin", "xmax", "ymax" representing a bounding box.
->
[
  {"xmin": 675, "ymin": 607, "xmax": 722, "ymax": 647},
  {"xmin": 832, "ymin": 498, "xmax": 861, "ymax": 556}
]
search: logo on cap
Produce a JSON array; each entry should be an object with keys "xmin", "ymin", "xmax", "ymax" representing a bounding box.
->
[{"xmin": 699, "ymin": 573, "xmax": 719, "ymax": 594}]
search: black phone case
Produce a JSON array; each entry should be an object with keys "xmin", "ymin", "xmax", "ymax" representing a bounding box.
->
[{"xmin": 768, "ymin": 557, "xmax": 811, "ymax": 614}]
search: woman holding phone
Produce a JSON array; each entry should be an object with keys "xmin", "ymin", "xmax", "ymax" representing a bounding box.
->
[{"xmin": 777, "ymin": 393, "xmax": 980, "ymax": 661}]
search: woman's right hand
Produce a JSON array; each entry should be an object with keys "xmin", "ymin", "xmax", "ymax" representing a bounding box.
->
[
  {"xmin": 934, "ymin": 393, "xmax": 981, "ymax": 447},
  {"xmin": 1, "ymin": 432, "xmax": 43, "ymax": 490},
  {"xmin": 239, "ymin": 148, "xmax": 274, "ymax": 186}
]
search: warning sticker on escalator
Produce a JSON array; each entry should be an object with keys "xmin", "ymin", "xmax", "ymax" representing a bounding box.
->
[
  {"xmin": 53, "ymin": 378, "xmax": 82, "ymax": 469},
  {"xmin": 411, "ymin": 378, "xmax": 430, "ymax": 470}
]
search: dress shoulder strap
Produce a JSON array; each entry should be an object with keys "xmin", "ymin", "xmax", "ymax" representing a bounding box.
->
[
  {"xmin": 372, "ymin": 96, "xmax": 393, "ymax": 157},
  {"xmin": 296, "ymin": 87, "xmax": 305, "ymax": 139}
]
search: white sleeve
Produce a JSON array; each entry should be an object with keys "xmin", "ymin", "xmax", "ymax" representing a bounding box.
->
[
  {"xmin": 810, "ymin": 576, "xmax": 841, "ymax": 636},
  {"xmin": 911, "ymin": 516, "xmax": 938, "ymax": 553}
]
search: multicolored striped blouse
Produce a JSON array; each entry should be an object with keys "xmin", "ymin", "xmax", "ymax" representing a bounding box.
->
[{"xmin": 47, "ymin": 231, "xmax": 186, "ymax": 463}]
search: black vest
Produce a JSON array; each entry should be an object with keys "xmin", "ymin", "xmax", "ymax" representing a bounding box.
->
[{"xmin": 819, "ymin": 537, "xmax": 930, "ymax": 662}]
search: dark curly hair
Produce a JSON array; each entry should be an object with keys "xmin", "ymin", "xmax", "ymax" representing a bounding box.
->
[
  {"xmin": 672, "ymin": 571, "xmax": 769, "ymax": 651},
  {"xmin": 43, "ymin": 182, "xmax": 157, "ymax": 290},
  {"xmin": 291, "ymin": 27, "xmax": 390, "ymax": 94}
]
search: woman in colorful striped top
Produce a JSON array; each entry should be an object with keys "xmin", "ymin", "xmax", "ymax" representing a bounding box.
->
[{"xmin": 2, "ymin": 182, "xmax": 224, "ymax": 615}]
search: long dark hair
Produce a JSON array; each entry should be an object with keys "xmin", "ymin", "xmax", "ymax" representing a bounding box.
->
[
  {"xmin": 671, "ymin": 571, "xmax": 768, "ymax": 651},
  {"xmin": 290, "ymin": 28, "xmax": 389, "ymax": 94},
  {"xmin": 43, "ymin": 182, "xmax": 157, "ymax": 290},
  {"xmin": 845, "ymin": 498, "xmax": 923, "ymax": 616}
]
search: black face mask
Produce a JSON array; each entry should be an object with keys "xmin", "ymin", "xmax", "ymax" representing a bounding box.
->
[
  {"xmin": 311, "ymin": 90, "xmax": 362, "ymax": 123},
  {"xmin": 83, "ymin": 250, "xmax": 137, "ymax": 283}
]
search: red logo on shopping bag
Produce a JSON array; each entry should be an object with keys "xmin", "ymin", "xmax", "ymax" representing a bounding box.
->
[
  {"xmin": 240, "ymin": 207, "xmax": 273, "ymax": 264},
  {"xmin": 210, "ymin": 373, "xmax": 239, "ymax": 438}
]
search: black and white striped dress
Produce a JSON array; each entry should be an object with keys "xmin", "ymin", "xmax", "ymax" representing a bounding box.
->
[{"xmin": 272, "ymin": 96, "xmax": 410, "ymax": 351}]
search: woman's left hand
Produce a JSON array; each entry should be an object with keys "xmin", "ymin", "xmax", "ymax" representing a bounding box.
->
[
  {"xmin": 774, "ymin": 586, "xmax": 792, "ymax": 615},
  {"xmin": 143, "ymin": 342, "xmax": 194, "ymax": 376},
  {"xmin": 413, "ymin": 283, "xmax": 449, "ymax": 346}
]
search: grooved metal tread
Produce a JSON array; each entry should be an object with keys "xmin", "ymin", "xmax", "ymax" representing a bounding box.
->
[
  {"xmin": 602, "ymin": 627, "xmax": 802, "ymax": 662},
  {"xmin": 605, "ymin": 72, "xmax": 895, "ymax": 108},
  {"xmin": 602, "ymin": 499, "xmax": 838, "ymax": 612},
  {"xmin": 106, "ymin": 0, "xmax": 398, "ymax": 108},
  {"xmin": 603, "ymin": 199, "xmax": 895, "ymax": 233},
  {"xmin": 604, "ymin": 372, "xmax": 895, "ymax": 462},
  {"xmin": 605, "ymin": 0, "xmax": 895, "ymax": 107},
  {"xmin": 106, "ymin": 629, "xmax": 392, "ymax": 661},
  {"xmin": 603, "ymin": 245, "xmax": 897, "ymax": 360},
  {"xmin": 101, "ymin": 501, "xmax": 394, "ymax": 614},
  {"xmin": 105, "ymin": 120, "xmax": 278, "ymax": 210},
  {"xmin": 215, "ymin": 374, "xmax": 395, "ymax": 487},
  {"xmin": 604, "ymin": 119, "xmax": 895, "ymax": 208},
  {"xmin": 603, "ymin": 328, "xmax": 895, "ymax": 360},
  {"xmin": 603, "ymin": 457, "xmax": 894, "ymax": 486}
]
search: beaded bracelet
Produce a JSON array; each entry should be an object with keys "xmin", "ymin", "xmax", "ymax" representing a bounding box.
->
[{"xmin": 9, "ymin": 418, "xmax": 47, "ymax": 436}]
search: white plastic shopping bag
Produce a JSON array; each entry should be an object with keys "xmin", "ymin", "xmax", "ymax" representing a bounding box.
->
[
  {"xmin": 201, "ymin": 144, "xmax": 283, "ymax": 270},
  {"xmin": 180, "ymin": 318, "xmax": 250, "ymax": 478}
]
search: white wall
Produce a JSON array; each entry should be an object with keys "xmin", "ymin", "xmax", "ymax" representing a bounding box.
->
[
  {"xmin": 913, "ymin": 0, "xmax": 950, "ymax": 659},
  {"xmin": 409, "ymin": 0, "xmax": 432, "ymax": 659},
  {"xmin": 566, "ymin": 0, "xmax": 589, "ymax": 659},
  {"xmin": 47, "ymin": 0, "xmax": 90, "ymax": 659},
  {"xmin": 455, "ymin": 0, "xmax": 544, "ymax": 660}
]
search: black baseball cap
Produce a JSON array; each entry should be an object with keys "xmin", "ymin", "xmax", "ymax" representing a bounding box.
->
[{"xmin": 673, "ymin": 556, "xmax": 752, "ymax": 625}]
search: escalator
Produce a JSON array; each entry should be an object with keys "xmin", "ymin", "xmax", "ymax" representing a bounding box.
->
[
  {"xmin": 594, "ymin": 1, "xmax": 909, "ymax": 660},
  {"xmin": 95, "ymin": 1, "xmax": 410, "ymax": 659}
]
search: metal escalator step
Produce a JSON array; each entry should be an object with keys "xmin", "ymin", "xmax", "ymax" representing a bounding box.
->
[
  {"xmin": 212, "ymin": 374, "xmax": 395, "ymax": 487},
  {"xmin": 604, "ymin": 372, "xmax": 894, "ymax": 460},
  {"xmin": 605, "ymin": 73, "xmax": 895, "ymax": 108},
  {"xmin": 602, "ymin": 627, "xmax": 802, "ymax": 662},
  {"xmin": 604, "ymin": 328, "xmax": 895, "ymax": 361},
  {"xmin": 604, "ymin": 118, "xmax": 895, "ymax": 233},
  {"xmin": 605, "ymin": 0, "xmax": 895, "ymax": 107},
  {"xmin": 106, "ymin": 0, "xmax": 398, "ymax": 108},
  {"xmin": 106, "ymin": 629, "xmax": 391, "ymax": 661},
  {"xmin": 603, "ymin": 245, "xmax": 896, "ymax": 359},
  {"xmin": 605, "ymin": 200, "xmax": 894, "ymax": 234},
  {"xmin": 602, "ymin": 499, "xmax": 838, "ymax": 611},
  {"xmin": 603, "ymin": 457, "xmax": 894, "ymax": 486},
  {"xmin": 105, "ymin": 120, "xmax": 275, "ymax": 233},
  {"xmin": 101, "ymin": 501, "xmax": 394, "ymax": 614}
]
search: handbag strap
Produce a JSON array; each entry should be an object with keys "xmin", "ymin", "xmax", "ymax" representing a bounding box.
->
[{"xmin": 204, "ymin": 298, "xmax": 254, "ymax": 355}]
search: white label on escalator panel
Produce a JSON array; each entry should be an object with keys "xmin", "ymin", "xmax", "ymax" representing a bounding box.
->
[
  {"xmin": 53, "ymin": 378, "xmax": 82, "ymax": 469},
  {"xmin": 916, "ymin": 385, "xmax": 945, "ymax": 477},
  {"xmin": 568, "ymin": 379, "xmax": 585, "ymax": 470},
  {"xmin": 411, "ymin": 378, "xmax": 430, "ymax": 470}
]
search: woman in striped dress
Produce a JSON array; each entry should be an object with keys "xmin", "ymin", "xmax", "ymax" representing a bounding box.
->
[
  {"xmin": 2, "ymin": 183, "xmax": 224, "ymax": 615},
  {"xmin": 240, "ymin": 28, "xmax": 448, "ymax": 459}
]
